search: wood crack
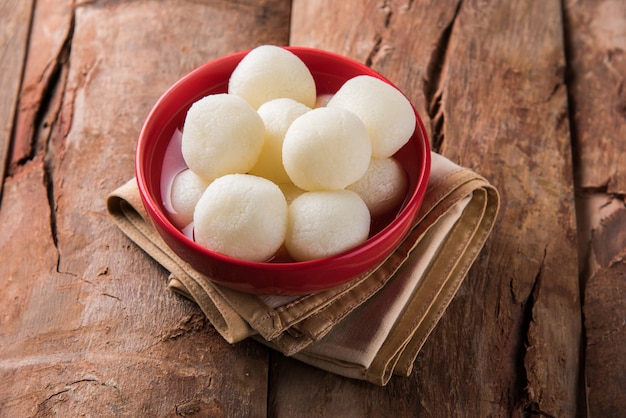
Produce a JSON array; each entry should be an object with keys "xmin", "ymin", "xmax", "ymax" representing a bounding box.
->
[
  {"xmin": 517, "ymin": 246, "xmax": 549, "ymax": 415},
  {"xmin": 42, "ymin": 13, "xmax": 74, "ymax": 274},
  {"xmin": 424, "ymin": 0, "xmax": 462, "ymax": 153},
  {"xmin": 577, "ymin": 182, "xmax": 626, "ymax": 201},
  {"xmin": 37, "ymin": 376, "xmax": 121, "ymax": 412},
  {"xmin": 380, "ymin": 1, "xmax": 392, "ymax": 28},
  {"xmin": 364, "ymin": 1, "xmax": 395, "ymax": 68},
  {"xmin": 10, "ymin": 15, "xmax": 74, "ymax": 172},
  {"xmin": 364, "ymin": 34, "xmax": 383, "ymax": 68},
  {"xmin": 102, "ymin": 292, "xmax": 122, "ymax": 301},
  {"xmin": 5, "ymin": 8, "xmax": 76, "ymax": 274}
]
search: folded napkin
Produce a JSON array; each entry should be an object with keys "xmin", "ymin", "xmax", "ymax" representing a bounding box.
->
[{"xmin": 106, "ymin": 152, "xmax": 499, "ymax": 385}]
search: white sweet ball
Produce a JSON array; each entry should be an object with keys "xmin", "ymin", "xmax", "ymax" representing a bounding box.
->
[
  {"xmin": 193, "ymin": 174, "xmax": 288, "ymax": 262},
  {"xmin": 249, "ymin": 98, "xmax": 311, "ymax": 184},
  {"xmin": 347, "ymin": 157, "xmax": 408, "ymax": 217},
  {"xmin": 169, "ymin": 169, "xmax": 210, "ymax": 228},
  {"xmin": 181, "ymin": 93, "xmax": 264, "ymax": 182},
  {"xmin": 228, "ymin": 45, "xmax": 317, "ymax": 109},
  {"xmin": 285, "ymin": 190, "xmax": 371, "ymax": 261},
  {"xmin": 282, "ymin": 107, "xmax": 372, "ymax": 191},
  {"xmin": 327, "ymin": 75, "xmax": 416, "ymax": 158}
]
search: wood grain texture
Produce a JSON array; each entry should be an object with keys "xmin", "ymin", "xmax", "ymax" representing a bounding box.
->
[
  {"xmin": 289, "ymin": 1, "xmax": 582, "ymax": 416},
  {"xmin": 2, "ymin": 0, "xmax": 623, "ymax": 415},
  {"xmin": 563, "ymin": 0, "xmax": 626, "ymax": 414},
  {"xmin": 0, "ymin": 0, "xmax": 290, "ymax": 416},
  {"xmin": 583, "ymin": 253, "xmax": 626, "ymax": 417},
  {"xmin": 0, "ymin": 0, "xmax": 34, "ymax": 197},
  {"xmin": 431, "ymin": 2, "xmax": 581, "ymax": 416},
  {"xmin": 9, "ymin": 0, "xmax": 73, "ymax": 170},
  {"xmin": 564, "ymin": 0, "xmax": 626, "ymax": 194}
]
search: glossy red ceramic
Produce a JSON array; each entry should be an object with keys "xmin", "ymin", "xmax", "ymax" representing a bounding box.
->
[{"xmin": 136, "ymin": 46, "xmax": 431, "ymax": 295}]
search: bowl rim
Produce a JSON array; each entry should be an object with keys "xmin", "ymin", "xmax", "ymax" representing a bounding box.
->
[{"xmin": 135, "ymin": 46, "xmax": 431, "ymax": 277}]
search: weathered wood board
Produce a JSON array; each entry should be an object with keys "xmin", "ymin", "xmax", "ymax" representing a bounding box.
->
[
  {"xmin": 563, "ymin": 0, "xmax": 626, "ymax": 415},
  {"xmin": 0, "ymin": 1, "xmax": 290, "ymax": 416},
  {"xmin": 0, "ymin": 0, "xmax": 33, "ymax": 197},
  {"xmin": 289, "ymin": 1, "xmax": 582, "ymax": 416},
  {"xmin": 1, "ymin": 0, "xmax": 624, "ymax": 416}
]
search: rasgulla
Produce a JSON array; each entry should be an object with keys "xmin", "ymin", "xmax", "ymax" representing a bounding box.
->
[
  {"xmin": 285, "ymin": 190, "xmax": 370, "ymax": 261},
  {"xmin": 327, "ymin": 75, "xmax": 416, "ymax": 158},
  {"xmin": 249, "ymin": 98, "xmax": 311, "ymax": 184},
  {"xmin": 168, "ymin": 169, "xmax": 210, "ymax": 228},
  {"xmin": 347, "ymin": 157, "xmax": 408, "ymax": 217},
  {"xmin": 228, "ymin": 45, "xmax": 316, "ymax": 109},
  {"xmin": 181, "ymin": 93, "xmax": 264, "ymax": 182},
  {"xmin": 193, "ymin": 174, "xmax": 288, "ymax": 262},
  {"xmin": 282, "ymin": 107, "xmax": 372, "ymax": 191}
]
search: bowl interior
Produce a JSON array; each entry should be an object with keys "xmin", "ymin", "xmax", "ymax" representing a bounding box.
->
[{"xmin": 136, "ymin": 46, "xmax": 431, "ymax": 295}]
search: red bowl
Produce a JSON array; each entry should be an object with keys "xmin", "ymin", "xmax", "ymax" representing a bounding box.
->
[{"xmin": 136, "ymin": 46, "xmax": 431, "ymax": 295}]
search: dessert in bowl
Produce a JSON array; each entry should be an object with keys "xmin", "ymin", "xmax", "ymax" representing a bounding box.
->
[{"xmin": 136, "ymin": 46, "xmax": 431, "ymax": 295}]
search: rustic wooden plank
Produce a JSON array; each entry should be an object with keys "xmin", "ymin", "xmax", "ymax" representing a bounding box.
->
[
  {"xmin": 269, "ymin": 354, "xmax": 431, "ymax": 417},
  {"xmin": 564, "ymin": 0, "xmax": 626, "ymax": 194},
  {"xmin": 0, "ymin": 0, "xmax": 33, "ymax": 196},
  {"xmin": 9, "ymin": 0, "xmax": 73, "ymax": 169},
  {"xmin": 583, "ymin": 251, "xmax": 626, "ymax": 416},
  {"xmin": 287, "ymin": 1, "xmax": 581, "ymax": 416},
  {"xmin": 563, "ymin": 0, "xmax": 626, "ymax": 414},
  {"xmin": 431, "ymin": 2, "xmax": 581, "ymax": 416},
  {"xmin": 0, "ymin": 0, "xmax": 291, "ymax": 416},
  {"xmin": 0, "ymin": 158, "xmax": 64, "ymax": 414}
]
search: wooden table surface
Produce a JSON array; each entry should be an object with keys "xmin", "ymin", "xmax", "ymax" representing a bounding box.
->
[{"xmin": 1, "ymin": 1, "xmax": 624, "ymax": 417}]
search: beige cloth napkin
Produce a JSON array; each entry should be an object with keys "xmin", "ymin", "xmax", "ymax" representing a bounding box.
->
[{"xmin": 106, "ymin": 152, "xmax": 499, "ymax": 385}]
